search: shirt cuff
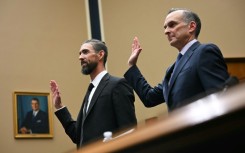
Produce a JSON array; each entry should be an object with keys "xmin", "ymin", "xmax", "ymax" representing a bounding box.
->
[{"xmin": 55, "ymin": 106, "xmax": 66, "ymax": 112}]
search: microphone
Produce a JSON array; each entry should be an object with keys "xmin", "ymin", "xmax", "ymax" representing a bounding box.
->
[{"xmin": 103, "ymin": 131, "xmax": 112, "ymax": 142}]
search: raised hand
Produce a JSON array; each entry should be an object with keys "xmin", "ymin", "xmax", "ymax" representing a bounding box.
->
[
  {"xmin": 50, "ymin": 80, "xmax": 63, "ymax": 109},
  {"xmin": 128, "ymin": 37, "xmax": 142, "ymax": 67}
]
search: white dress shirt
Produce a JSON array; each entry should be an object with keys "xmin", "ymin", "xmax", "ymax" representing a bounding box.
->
[{"xmin": 85, "ymin": 70, "xmax": 107, "ymax": 112}]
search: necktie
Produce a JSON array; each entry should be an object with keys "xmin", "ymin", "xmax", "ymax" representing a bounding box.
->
[
  {"xmin": 83, "ymin": 83, "xmax": 94, "ymax": 115},
  {"xmin": 169, "ymin": 53, "xmax": 183, "ymax": 86},
  {"xmin": 175, "ymin": 53, "xmax": 183, "ymax": 65}
]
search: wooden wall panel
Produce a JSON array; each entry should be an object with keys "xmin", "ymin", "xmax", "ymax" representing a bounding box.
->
[{"xmin": 225, "ymin": 58, "xmax": 245, "ymax": 82}]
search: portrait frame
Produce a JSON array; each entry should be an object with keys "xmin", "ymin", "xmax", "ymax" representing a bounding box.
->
[{"xmin": 13, "ymin": 91, "xmax": 53, "ymax": 139}]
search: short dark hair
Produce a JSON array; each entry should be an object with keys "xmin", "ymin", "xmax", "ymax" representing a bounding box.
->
[
  {"xmin": 168, "ymin": 8, "xmax": 201, "ymax": 38},
  {"xmin": 83, "ymin": 39, "xmax": 108, "ymax": 66},
  {"xmin": 32, "ymin": 97, "xmax": 39, "ymax": 104}
]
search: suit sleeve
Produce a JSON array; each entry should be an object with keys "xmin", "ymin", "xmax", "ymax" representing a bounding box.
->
[
  {"xmin": 55, "ymin": 107, "xmax": 77, "ymax": 144},
  {"xmin": 197, "ymin": 44, "xmax": 229, "ymax": 94},
  {"xmin": 112, "ymin": 79, "xmax": 137, "ymax": 128},
  {"xmin": 21, "ymin": 111, "xmax": 32, "ymax": 129},
  {"xmin": 124, "ymin": 65, "xmax": 165, "ymax": 107}
]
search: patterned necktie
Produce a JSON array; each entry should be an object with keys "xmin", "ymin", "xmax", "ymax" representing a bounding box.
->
[{"xmin": 83, "ymin": 83, "xmax": 94, "ymax": 115}]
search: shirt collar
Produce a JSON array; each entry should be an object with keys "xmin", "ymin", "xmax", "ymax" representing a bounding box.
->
[
  {"xmin": 33, "ymin": 110, "xmax": 39, "ymax": 115},
  {"xmin": 91, "ymin": 70, "xmax": 107, "ymax": 87},
  {"xmin": 180, "ymin": 39, "xmax": 197, "ymax": 55}
]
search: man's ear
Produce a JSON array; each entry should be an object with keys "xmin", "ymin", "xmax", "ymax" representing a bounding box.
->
[
  {"xmin": 98, "ymin": 50, "xmax": 105, "ymax": 61},
  {"xmin": 189, "ymin": 21, "xmax": 196, "ymax": 33}
]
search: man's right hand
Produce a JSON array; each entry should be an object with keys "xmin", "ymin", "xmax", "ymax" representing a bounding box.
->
[
  {"xmin": 128, "ymin": 37, "xmax": 142, "ymax": 67},
  {"xmin": 19, "ymin": 127, "xmax": 30, "ymax": 134},
  {"xmin": 50, "ymin": 80, "xmax": 63, "ymax": 109}
]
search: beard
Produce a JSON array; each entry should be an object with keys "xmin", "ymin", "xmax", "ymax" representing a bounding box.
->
[{"xmin": 81, "ymin": 61, "xmax": 98, "ymax": 75}]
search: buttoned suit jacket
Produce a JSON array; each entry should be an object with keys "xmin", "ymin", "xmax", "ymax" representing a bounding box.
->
[
  {"xmin": 21, "ymin": 110, "xmax": 49, "ymax": 133},
  {"xmin": 55, "ymin": 73, "xmax": 137, "ymax": 148},
  {"xmin": 124, "ymin": 41, "xmax": 229, "ymax": 111}
]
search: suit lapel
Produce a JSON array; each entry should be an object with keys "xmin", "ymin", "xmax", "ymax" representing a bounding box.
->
[
  {"xmin": 163, "ymin": 64, "xmax": 175, "ymax": 101},
  {"xmin": 84, "ymin": 73, "xmax": 110, "ymax": 118},
  {"xmin": 78, "ymin": 74, "xmax": 110, "ymax": 145},
  {"xmin": 77, "ymin": 95, "xmax": 87, "ymax": 129},
  {"xmin": 167, "ymin": 41, "xmax": 200, "ymax": 96}
]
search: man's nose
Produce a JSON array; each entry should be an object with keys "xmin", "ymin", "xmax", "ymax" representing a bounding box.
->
[
  {"xmin": 164, "ymin": 27, "xmax": 169, "ymax": 35},
  {"xmin": 79, "ymin": 54, "xmax": 84, "ymax": 60}
]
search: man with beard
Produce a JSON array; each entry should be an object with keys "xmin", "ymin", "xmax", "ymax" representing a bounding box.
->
[
  {"xmin": 50, "ymin": 39, "xmax": 137, "ymax": 148},
  {"xmin": 124, "ymin": 8, "xmax": 230, "ymax": 111}
]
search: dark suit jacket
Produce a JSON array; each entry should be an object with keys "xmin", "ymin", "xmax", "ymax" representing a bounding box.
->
[
  {"xmin": 124, "ymin": 41, "xmax": 229, "ymax": 111},
  {"xmin": 55, "ymin": 73, "xmax": 137, "ymax": 148},
  {"xmin": 21, "ymin": 110, "xmax": 49, "ymax": 133}
]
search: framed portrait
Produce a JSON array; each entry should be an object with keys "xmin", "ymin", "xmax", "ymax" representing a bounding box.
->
[{"xmin": 13, "ymin": 91, "xmax": 53, "ymax": 138}]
